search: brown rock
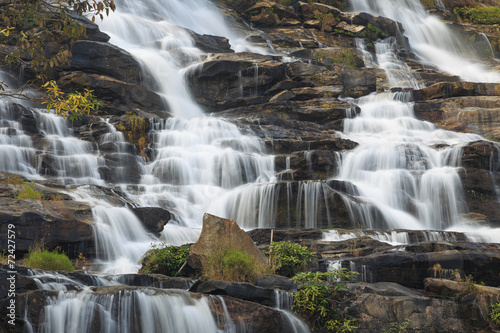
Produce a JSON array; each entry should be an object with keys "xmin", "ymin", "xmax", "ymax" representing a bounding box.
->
[{"xmin": 187, "ymin": 213, "xmax": 268, "ymax": 271}]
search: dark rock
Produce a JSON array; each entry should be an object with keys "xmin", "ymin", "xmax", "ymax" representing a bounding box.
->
[
  {"xmin": 58, "ymin": 71, "xmax": 167, "ymax": 115},
  {"xmin": 131, "ymin": 207, "xmax": 172, "ymax": 236},
  {"xmin": 0, "ymin": 198, "xmax": 94, "ymax": 258},
  {"xmin": 413, "ymin": 82, "xmax": 500, "ymax": 101},
  {"xmin": 255, "ymin": 274, "xmax": 300, "ymax": 291},
  {"xmin": 195, "ymin": 280, "xmax": 276, "ymax": 307},
  {"xmin": 188, "ymin": 31, "xmax": 233, "ymax": 53},
  {"xmin": 347, "ymin": 282, "xmax": 488, "ymax": 333},
  {"xmin": 70, "ymin": 41, "xmax": 144, "ymax": 84},
  {"xmin": 116, "ymin": 274, "xmax": 193, "ymax": 290},
  {"xmin": 248, "ymin": 228, "xmax": 323, "ymax": 246},
  {"xmin": 336, "ymin": 242, "xmax": 500, "ymax": 289}
]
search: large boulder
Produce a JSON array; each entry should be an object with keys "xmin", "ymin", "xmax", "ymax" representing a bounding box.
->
[
  {"xmin": 0, "ymin": 198, "xmax": 94, "ymax": 258},
  {"xmin": 131, "ymin": 207, "xmax": 172, "ymax": 237},
  {"xmin": 187, "ymin": 213, "xmax": 268, "ymax": 271},
  {"xmin": 70, "ymin": 41, "xmax": 144, "ymax": 84}
]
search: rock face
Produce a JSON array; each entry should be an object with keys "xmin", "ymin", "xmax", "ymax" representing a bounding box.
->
[
  {"xmin": 347, "ymin": 282, "xmax": 490, "ymax": 333},
  {"xmin": 187, "ymin": 213, "xmax": 268, "ymax": 271},
  {"xmin": 0, "ymin": 174, "xmax": 95, "ymax": 258},
  {"xmin": 131, "ymin": 207, "xmax": 172, "ymax": 236}
]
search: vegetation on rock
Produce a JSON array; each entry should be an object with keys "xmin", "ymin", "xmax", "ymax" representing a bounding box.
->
[
  {"xmin": 139, "ymin": 243, "xmax": 190, "ymax": 276},
  {"xmin": 268, "ymin": 241, "xmax": 316, "ymax": 277},
  {"xmin": 382, "ymin": 318, "xmax": 416, "ymax": 333},
  {"xmin": 291, "ymin": 269, "xmax": 359, "ymax": 332},
  {"xmin": 16, "ymin": 181, "xmax": 43, "ymax": 200},
  {"xmin": 454, "ymin": 6, "xmax": 500, "ymax": 25},
  {"xmin": 42, "ymin": 80, "xmax": 102, "ymax": 120},
  {"xmin": 202, "ymin": 241, "xmax": 268, "ymax": 283},
  {"xmin": 490, "ymin": 300, "xmax": 500, "ymax": 327},
  {"xmin": 23, "ymin": 247, "xmax": 75, "ymax": 271}
]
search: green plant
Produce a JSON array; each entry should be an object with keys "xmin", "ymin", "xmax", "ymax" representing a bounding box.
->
[
  {"xmin": 140, "ymin": 243, "xmax": 190, "ymax": 276},
  {"xmin": 203, "ymin": 242, "xmax": 267, "ymax": 283},
  {"xmin": 268, "ymin": 242, "xmax": 316, "ymax": 277},
  {"xmin": 24, "ymin": 247, "xmax": 75, "ymax": 271},
  {"xmin": 490, "ymin": 300, "xmax": 500, "ymax": 326},
  {"xmin": 382, "ymin": 318, "xmax": 414, "ymax": 333},
  {"xmin": 454, "ymin": 6, "xmax": 500, "ymax": 25},
  {"xmin": 16, "ymin": 181, "xmax": 43, "ymax": 200},
  {"xmin": 42, "ymin": 80, "xmax": 102, "ymax": 121},
  {"xmin": 314, "ymin": 10, "xmax": 336, "ymax": 32},
  {"xmin": 291, "ymin": 269, "xmax": 359, "ymax": 332},
  {"xmin": 316, "ymin": 49, "xmax": 360, "ymax": 69},
  {"xmin": 5, "ymin": 175, "xmax": 25, "ymax": 185}
]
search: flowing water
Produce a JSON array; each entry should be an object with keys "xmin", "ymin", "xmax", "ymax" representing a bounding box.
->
[
  {"xmin": 350, "ymin": 0, "xmax": 500, "ymax": 83},
  {"xmin": 2, "ymin": 0, "xmax": 500, "ymax": 330}
]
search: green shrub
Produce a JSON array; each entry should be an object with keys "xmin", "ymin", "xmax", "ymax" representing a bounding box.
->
[
  {"xmin": 382, "ymin": 318, "xmax": 414, "ymax": 333},
  {"xmin": 316, "ymin": 49, "xmax": 361, "ymax": 69},
  {"xmin": 139, "ymin": 243, "xmax": 190, "ymax": 276},
  {"xmin": 16, "ymin": 181, "xmax": 43, "ymax": 200},
  {"xmin": 268, "ymin": 242, "xmax": 316, "ymax": 277},
  {"xmin": 24, "ymin": 248, "xmax": 75, "ymax": 271},
  {"xmin": 203, "ymin": 242, "xmax": 266, "ymax": 283},
  {"xmin": 291, "ymin": 269, "xmax": 359, "ymax": 332},
  {"xmin": 454, "ymin": 6, "xmax": 500, "ymax": 25},
  {"xmin": 490, "ymin": 300, "xmax": 500, "ymax": 326}
]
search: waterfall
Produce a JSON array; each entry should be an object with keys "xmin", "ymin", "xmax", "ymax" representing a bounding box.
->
[
  {"xmin": 337, "ymin": 91, "xmax": 483, "ymax": 230},
  {"xmin": 33, "ymin": 110, "xmax": 106, "ymax": 185},
  {"xmin": 350, "ymin": 0, "xmax": 500, "ymax": 83},
  {"xmin": 0, "ymin": 72, "xmax": 40, "ymax": 178},
  {"xmin": 37, "ymin": 288, "xmax": 237, "ymax": 333}
]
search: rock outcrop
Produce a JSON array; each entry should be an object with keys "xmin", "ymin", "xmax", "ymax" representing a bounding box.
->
[{"xmin": 187, "ymin": 213, "xmax": 268, "ymax": 271}]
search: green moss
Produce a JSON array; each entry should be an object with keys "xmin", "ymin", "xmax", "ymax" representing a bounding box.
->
[
  {"xmin": 420, "ymin": 0, "xmax": 436, "ymax": 8},
  {"xmin": 454, "ymin": 6, "xmax": 500, "ymax": 25},
  {"xmin": 315, "ymin": 49, "xmax": 360, "ymax": 69},
  {"xmin": 24, "ymin": 248, "xmax": 75, "ymax": 271},
  {"xmin": 140, "ymin": 243, "xmax": 190, "ymax": 276}
]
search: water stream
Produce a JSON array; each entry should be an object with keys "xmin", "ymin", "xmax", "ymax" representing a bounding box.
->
[{"xmin": 1, "ymin": 0, "xmax": 500, "ymax": 330}]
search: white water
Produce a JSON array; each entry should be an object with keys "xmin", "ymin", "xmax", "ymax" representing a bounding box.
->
[
  {"xmin": 34, "ymin": 111, "xmax": 106, "ymax": 185},
  {"xmin": 39, "ymin": 289, "xmax": 237, "ymax": 333},
  {"xmin": 337, "ymin": 90, "xmax": 484, "ymax": 230},
  {"xmin": 350, "ymin": 0, "xmax": 500, "ymax": 83}
]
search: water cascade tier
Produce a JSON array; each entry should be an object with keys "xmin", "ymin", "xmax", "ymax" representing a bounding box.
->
[{"xmin": 1, "ymin": 0, "xmax": 500, "ymax": 331}]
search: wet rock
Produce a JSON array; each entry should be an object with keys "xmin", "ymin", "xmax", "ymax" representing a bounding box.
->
[
  {"xmin": 57, "ymin": 71, "xmax": 167, "ymax": 116},
  {"xmin": 131, "ymin": 207, "xmax": 172, "ymax": 236},
  {"xmin": 248, "ymin": 228, "xmax": 323, "ymax": 246},
  {"xmin": 187, "ymin": 52, "xmax": 286, "ymax": 110},
  {"xmin": 255, "ymin": 274, "xmax": 300, "ymax": 291},
  {"xmin": 188, "ymin": 31, "xmax": 233, "ymax": 53},
  {"xmin": 70, "ymin": 41, "xmax": 145, "ymax": 84},
  {"xmin": 347, "ymin": 282, "xmax": 488, "ymax": 333},
  {"xmin": 413, "ymin": 81, "xmax": 500, "ymax": 101},
  {"xmin": 116, "ymin": 274, "xmax": 193, "ymax": 290},
  {"xmin": 0, "ymin": 196, "xmax": 94, "ymax": 258},
  {"xmin": 336, "ymin": 242, "xmax": 500, "ymax": 289},
  {"xmin": 195, "ymin": 280, "xmax": 276, "ymax": 307}
]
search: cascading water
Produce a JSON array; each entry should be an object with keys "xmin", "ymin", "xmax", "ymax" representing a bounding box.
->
[
  {"xmin": 33, "ymin": 110, "xmax": 106, "ymax": 185},
  {"xmin": 337, "ymin": 91, "xmax": 485, "ymax": 230},
  {"xmin": 350, "ymin": 0, "xmax": 500, "ymax": 83},
  {"xmin": 3, "ymin": 0, "xmax": 500, "ymax": 330}
]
